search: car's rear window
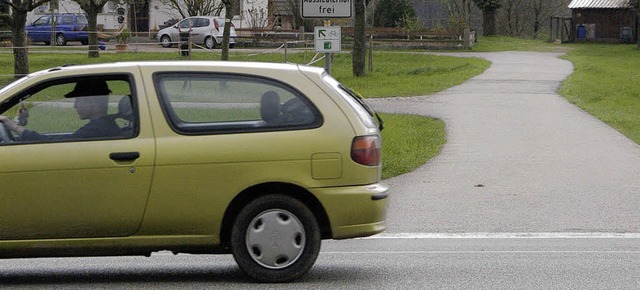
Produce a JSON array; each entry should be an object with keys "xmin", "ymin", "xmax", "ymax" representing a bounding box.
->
[
  {"xmin": 322, "ymin": 74, "xmax": 378, "ymax": 129},
  {"xmin": 77, "ymin": 15, "xmax": 88, "ymax": 25},
  {"xmin": 154, "ymin": 72, "xmax": 322, "ymax": 134}
]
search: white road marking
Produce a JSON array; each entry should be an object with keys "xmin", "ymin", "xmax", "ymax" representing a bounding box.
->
[
  {"xmin": 322, "ymin": 250, "xmax": 640, "ymax": 254},
  {"xmin": 360, "ymin": 232, "xmax": 640, "ymax": 239}
]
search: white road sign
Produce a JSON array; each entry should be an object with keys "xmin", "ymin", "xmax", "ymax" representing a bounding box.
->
[
  {"xmin": 314, "ymin": 26, "xmax": 341, "ymax": 53},
  {"xmin": 302, "ymin": 0, "xmax": 352, "ymax": 18}
]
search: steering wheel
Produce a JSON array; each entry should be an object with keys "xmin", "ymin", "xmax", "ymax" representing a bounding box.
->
[{"xmin": 0, "ymin": 122, "xmax": 14, "ymax": 143}]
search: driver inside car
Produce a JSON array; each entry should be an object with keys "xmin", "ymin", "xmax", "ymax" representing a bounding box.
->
[{"xmin": 0, "ymin": 80, "xmax": 122, "ymax": 141}]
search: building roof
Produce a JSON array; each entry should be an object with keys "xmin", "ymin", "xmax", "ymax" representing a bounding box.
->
[{"xmin": 568, "ymin": 0, "xmax": 631, "ymax": 8}]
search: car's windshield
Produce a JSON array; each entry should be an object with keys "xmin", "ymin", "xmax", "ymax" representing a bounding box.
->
[
  {"xmin": 0, "ymin": 77, "xmax": 30, "ymax": 108},
  {"xmin": 32, "ymin": 16, "xmax": 49, "ymax": 26}
]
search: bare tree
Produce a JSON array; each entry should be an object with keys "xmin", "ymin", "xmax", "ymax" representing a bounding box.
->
[
  {"xmin": 498, "ymin": 0, "xmax": 570, "ymax": 38},
  {"xmin": 440, "ymin": 0, "xmax": 473, "ymax": 29},
  {"xmin": 529, "ymin": 0, "xmax": 570, "ymax": 38},
  {"xmin": 500, "ymin": 0, "xmax": 523, "ymax": 36},
  {"xmin": 244, "ymin": 4, "xmax": 267, "ymax": 41},
  {"xmin": 160, "ymin": 0, "xmax": 223, "ymax": 18},
  {"xmin": 72, "ymin": 0, "xmax": 110, "ymax": 58},
  {"xmin": 1, "ymin": 0, "xmax": 51, "ymax": 79},
  {"xmin": 629, "ymin": 0, "xmax": 640, "ymax": 48}
]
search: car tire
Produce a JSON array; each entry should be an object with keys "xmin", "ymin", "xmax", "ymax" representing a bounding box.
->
[
  {"xmin": 231, "ymin": 194, "xmax": 321, "ymax": 283},
  {"xmin": 204, "ymin": 36, "xmax": 216, "ymax": 49},
  {"xmin": 80, "ymin": 39, "xmax": 88, "ymax": 45},
  {"xmin": 160, "ymin": 35, "xmax": 172, "ymax": 48},
  {"xmin": 55, "ymin": 33, "xmax": 66, "ymax": 46}
]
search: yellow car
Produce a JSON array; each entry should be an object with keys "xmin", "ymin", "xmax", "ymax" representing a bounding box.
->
[{"xmin": 0, "ymin": 61, "xmax": 388, "ymax": 282}]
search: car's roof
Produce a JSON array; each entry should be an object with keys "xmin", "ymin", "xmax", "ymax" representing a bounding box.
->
[
  {"xmin": 29, "ymin": 61, "xmax": 326, "ymax": 78},
  {"xmin": 186, "ymin": 16, "xmax": 223, "ymax": 19}
]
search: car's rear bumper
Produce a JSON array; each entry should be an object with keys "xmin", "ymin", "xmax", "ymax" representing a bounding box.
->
[{"xmin": 313, "ymin": 182, "xmax": 389, "ymax": 239}]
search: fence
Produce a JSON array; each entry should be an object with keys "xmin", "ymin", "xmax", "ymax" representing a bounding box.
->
[
  {"xmin": 235, "ymin": 27, "xmax": 476, "ymax": 49},
  {"xmin": 1, "ymin": 26, "xmax": 476, "ymax": 51}
]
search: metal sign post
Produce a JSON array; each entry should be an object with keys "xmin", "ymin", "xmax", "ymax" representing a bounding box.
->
[
  {"xmin": 303, "ymin": 0, "xmax": 349, "ymax": 75},
  {"xmin": 314, "ymin": 25, "xmax": 341, "ymax": 74}
]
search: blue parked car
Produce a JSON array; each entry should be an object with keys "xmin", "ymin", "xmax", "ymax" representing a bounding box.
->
[{"xmin": 26, "ymin": 14, "xmax": 88, "ymax": 46}]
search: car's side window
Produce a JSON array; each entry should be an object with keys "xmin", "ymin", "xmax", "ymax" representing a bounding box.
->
[
  {"xmin": 179, "ymin": 19, "xmax": 192, "ymax": 29},
  {"xmin": 59, "ymin": 15, "xmax": 73, "ymax": 25},
  {"xmin": 154, "ymin": 73, "xmax": 321, "ymax": 134},
  {"xmin": 33, "ymin": 16, "xmax": 49, "ymax": 26},
  {"xmin": 0, "ymin": 76, "xmax": 138, "ymax": 144},
  {"xmin": 192, "ymin": 18, "xmax": 207, "ymax": 28}
]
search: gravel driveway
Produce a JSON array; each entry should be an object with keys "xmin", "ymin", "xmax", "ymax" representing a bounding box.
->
[{"xmin": 367, "ymin": 51, "xmax": 640, "ymax": 233}]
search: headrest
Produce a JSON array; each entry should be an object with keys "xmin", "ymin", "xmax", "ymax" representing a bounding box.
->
[
  {"xmin": 117, "ymin": 96, "xmax": 133, "ymax": 121},
  {"xmin": 260, "ymin": 91, "xmax": 281, "ymax": 123}
]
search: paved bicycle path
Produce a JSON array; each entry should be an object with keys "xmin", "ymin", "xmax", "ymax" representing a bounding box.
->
[{"xmin": 368, "ymin": 51, "xmax": 640, "ymax": 233}]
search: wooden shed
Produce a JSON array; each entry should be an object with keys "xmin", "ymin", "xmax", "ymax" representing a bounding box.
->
[{"xmin": 569, "ymin": 0, "xmax": 636, "ymax": 43}]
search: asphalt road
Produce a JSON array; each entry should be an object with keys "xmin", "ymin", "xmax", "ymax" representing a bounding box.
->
[{"xmin": 2, "ymin": 236, "xmax": 640, "ymax": 289}]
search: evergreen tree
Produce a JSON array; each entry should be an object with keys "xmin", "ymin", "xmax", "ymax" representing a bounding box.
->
[
  {"xmin": 374, "ymin": 0, "xmax": 416, "ymax": 27},
  {"xmin": 472, "ymin": 0, "xmax": 502, "ymax": 36}
]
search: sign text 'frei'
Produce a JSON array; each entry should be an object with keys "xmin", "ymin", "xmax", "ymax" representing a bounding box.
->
[{"xmin": 301, "ymin": 0, "xmax": 352, "ymax": 18}]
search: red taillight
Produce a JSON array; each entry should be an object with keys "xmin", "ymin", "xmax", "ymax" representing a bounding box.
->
[
  {"xmin": 214, "ymin": 20, "xmax": 220, "ymax": 30},
  {"xmin": 351, "ymin": 135, "xmax": 381, "ymax": 166}
]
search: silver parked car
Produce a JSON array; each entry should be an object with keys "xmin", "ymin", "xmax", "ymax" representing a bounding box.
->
[{"xmin": 157, "ymin": 16, "xmax": 236, "ymax": 49}]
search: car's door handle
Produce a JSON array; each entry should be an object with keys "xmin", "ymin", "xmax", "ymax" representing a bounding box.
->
[{"xmin": 109, "ymin": 151, "xmax": 140, "ymax": 161}]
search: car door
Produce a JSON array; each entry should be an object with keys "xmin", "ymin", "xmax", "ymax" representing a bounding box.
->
[
  {"xmin": 136, "ymin": 69, "xmax": 322, "ymax": 237},
  {"xmin": 26, "ymin": 16, "xmax": 51, "ymax": 42},
  {"xmin": 0, "ymin": 74, "xmax": 155, "ymax": 240},
  {"xmin": 175, "ymin": 18, "xmax": 192, "ymax": 44},
  {"xmin": 190, "ymin": 17, "xmax": 208, "ymax": 44}
]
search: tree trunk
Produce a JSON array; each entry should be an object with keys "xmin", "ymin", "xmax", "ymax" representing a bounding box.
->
[
  {"xmin": 532, "ymin": 0, "xmax": 542, "ymax": 39},
  {"xmin": 637, "ymin": 12, "xmax": 640, "ymax": 49},
  {"xmin": 221, "ymin": 0, "xmax": 232, "ymax": 60},
  {"xmin": 86, "ymin": 9, "xmax": 99, "ymax": 58},
  {"xmin": 11, "ymin": 11, "xmax": 29, "ymax": 79},
  {"xmin": 482, "ymin": 8, "xmax": 497, "ymax": 36},
  {"xmin": 352, "ymin": 0, "xmax": 366, "ymax": 77}
]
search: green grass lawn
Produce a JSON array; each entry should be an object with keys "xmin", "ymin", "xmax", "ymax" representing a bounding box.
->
[
  {"xmin": 471, "ymin": 35, "xmax": 569, "ymax": 52},
  {"xmin": 380, "ymin": 113, "xmax": 445, "ymax": 179},
  {"xmin": 559, "ymin": 43, "xmax": 640, "ymax": 144}
]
